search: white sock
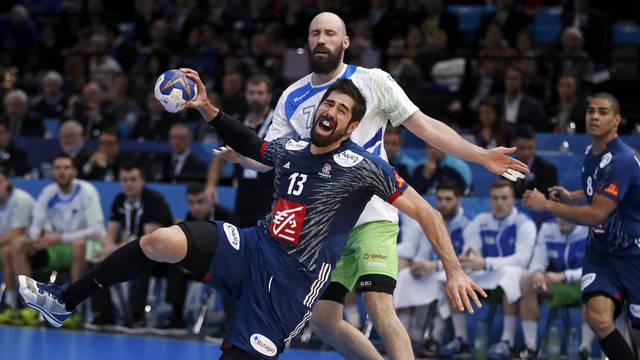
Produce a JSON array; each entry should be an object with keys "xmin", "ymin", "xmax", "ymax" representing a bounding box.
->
[
  {"xmin": 501, "ymin": 315, "xmax": 517, "ymax": 346},
  {"xmin": 344, "ymin": 304, "xmax": 361, "ymax": 327},
  {"xmin": 452, "ymin": 313, "xmax": 468, "ymax": 342},
  {"xmin": 522, "ymin": 320, "xmax": 538, "ymax": 350},
  {"xmin": 398, "ymin": 312, "xmax": 411, "ymax": 332},
  {"xmin": 4, "ymin": 290, "xmax": 17, "ymax": 309},
  {"xmin": 580, "ymin": 322, "xmax": 595, "ymax": 351},
  {"xmin": 433, "ymin": 315, "xmax": 447, "ymax": 343}
]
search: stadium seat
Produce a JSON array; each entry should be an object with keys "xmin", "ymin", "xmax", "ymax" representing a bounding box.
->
[
  {"xmin": 117, "ymin": 122, "xmax": 135, "ymax": 139},
  {"xmin": 534, "ymin": 7, "xmax": 562, "ymax": 27},
  {"xmin": 612, "ymin": 22, "xmax": 640, "ymax": 45},
  {"xmin": 43, "ymin": 118, "xmax": 61, "ymax": 139},
  {"xmin": 448, "ymin": 5, "xmax": 495, "ymax": 46},
  {"xmin": 531, "ymin": 25, "xmax": 561, "ymax": 44}
]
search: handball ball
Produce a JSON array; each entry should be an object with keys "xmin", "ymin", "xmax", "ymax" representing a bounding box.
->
[{"xmin": 154, "ymin": 69, "xmax": 198, "ymax": 113}]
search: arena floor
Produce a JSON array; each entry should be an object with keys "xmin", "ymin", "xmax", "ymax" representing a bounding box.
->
[{"xmin": 0, "ymin": 325, "xmax": 344, "ymax": 360}]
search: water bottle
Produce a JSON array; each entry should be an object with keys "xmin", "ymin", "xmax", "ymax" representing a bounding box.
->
[
  {"xmin": 567, "ymin": 326, "xmax": 580, "ymax": 360},
  {"xmin": 547, "ymin": 326, "xmax": 562, "ymax": 360},
  {"xmin": 473, "ymin": 320, "xmax": 488, "ymax": 360}
]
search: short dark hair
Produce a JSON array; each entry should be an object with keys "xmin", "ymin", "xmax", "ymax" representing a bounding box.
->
[
  {"xmin": 247, "ymin": 74, "xmax": 272, "ymax": 94},
  {"xmin": 119, "ymin": 162, "xmax": 145, "ymax": 178},
  {"xmin": 99, "ymin": 127, "xmax": 119, "ymax": 141},
  {"xmin": 385, "ymin": 123, "xmax": 402, "ymax": 137},
  {"xmin": 0, "ymin": 166, "xmax": 12, "ymax": 191},
  {"xmin": 592, "ymin": 92, "xmax": 620, "ymax": 115},
  {"xmin": 506, "ymin": 65, "xmax": 524, "ymax": 78},
  {"xmin": 186, "ymin": 182, "xmax": 206, "ymax": 195},
  {"xmin": 52, "ymin": 153, "xmax": 75, "ymax": 166},
  {"xmin": 514, "ymin": 125, "xmax": 536, "ymax": 140},
  {"xmin": 490, "ymin": 179, "xmax": 515, "ymax": 195},
  {"xmin": 436, "ymin": 181, "xmax": 462, "ymax": 197},
  {"xmin": 319, "ymin": 78, "xmax": 367, "ymax": 124}
]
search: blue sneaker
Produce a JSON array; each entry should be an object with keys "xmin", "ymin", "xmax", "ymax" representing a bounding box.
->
[
  {"xmin": 437, "ymin": 336, "xmax": 470, "ymax": 358},
  {"xmin": 18, "ymin": 275, "xmax": 71, "ymax": 328},
  {"xmin": 488, "ymin": 340, "xmax": 512, "ymax": 360}
]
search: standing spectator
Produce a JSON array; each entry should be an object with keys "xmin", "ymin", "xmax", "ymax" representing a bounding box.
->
[
  {"xmin": 13, "ymin": 154, "xmax": 105, "ymax": 284},
  {"xmin": 0, "ymin": 120, "xmax": 30, "ymax": 176},
  {"xmin": 549, "ymin": 73, "xmax": 588, "ymax": 133},
  {"xmin": 411, "ymin": 144, "xmax": 472, "ymax": 196},
  {"xmin": 105, "ymin": 73, "xmax": 141, "ymax": 124},
  {"xmin": 384, "ymin": 125, "xmax": 416, "ymax": 181},
  {"xmin": 0, "ymin": 167, "xmax": 35, "ymax": 310},
  {"xmin": 57, "ymin": 120, "xmax": 91, "ymax": 174},
  {"xmin": 561, "ymin": 0, "xmax": 608, "ymax": 62},
  {"xmin": 513, "ymin": 126, "xmax": 558, "ymax": 199},
  {"xmin": 207, "ymin": 75, "xmax": 274, "ymax": 227},
  {"xmin": 130, "ymin": 93, "xmax": 176, "ymax": 141},
  {"xmin": 160, "ymin": 122, "xmax": 206, "ymax": 183},
  {"xmin": 81, "ymin": 127, "xmax": 122, "ymax": 181},
  {"xmin": 30, "ymin": 71, "xmax": 67, "ymax": 121},
  {"xmin": 2, "ymin": 90, "xmax": 44, "ymax": 138},
  {"xmin": 475, "ymin": 0, "xmax": 528, "ymax": 49},
  {"xmin": 470, "ymin": 97, "xmax": 513, "ymax": 149},
  {"xmin": 497, "ymin": 66, "xmax": 547, "ymax": 131}
]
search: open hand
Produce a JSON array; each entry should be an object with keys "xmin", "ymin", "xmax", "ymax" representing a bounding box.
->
[
  {"xmin": 445, "ymin": 268, "xmax": 487, "ymax": 314},
  {"xmin": 484, "ymin": 147, "xmax": 528, "ymax": 182}
]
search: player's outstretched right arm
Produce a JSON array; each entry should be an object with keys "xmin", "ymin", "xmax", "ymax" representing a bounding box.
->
[{"xmin": 182, "ymin": 68, "xmax": 265, "ymax": 162}]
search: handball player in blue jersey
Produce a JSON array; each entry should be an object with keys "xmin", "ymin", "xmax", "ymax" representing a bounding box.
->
[
  {"xmin": 523, "ymin": 93, "xmax": 640, "ymax": 360},
  {"xmin": 19, "ymin": 72, "xmax": 485, "ymax": 359}
]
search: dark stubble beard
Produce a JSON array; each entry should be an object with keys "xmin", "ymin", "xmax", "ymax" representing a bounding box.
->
[
  {"xmin": 309, "ymin": 44, "xmax": 344, "ymax": 74},
  {"xmin": 310, "ymin": 116, "xmax": 348, "ymax": 147}
]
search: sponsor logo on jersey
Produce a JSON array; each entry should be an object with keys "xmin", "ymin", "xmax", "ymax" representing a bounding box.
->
[
  {"xmin": 581, "ymin": 273, "xmax": 596, "ymax": 291},
  {"xmin": 630, "ymin": 304, "xmax": 640, "ymax": 319},
  {"xmin": 285, "ymin": 139, "xmax": 309, "ymax": 151},
  {"xmin": 363, "ymin": 253, "xmax": 387, "ymax": 260},
  {"xmin": 600, "ymin": 152, "xmax": 612, "ymax": 168},
  {"xmin": 393, "ymin": 170, "xmax": 406, "ymax": 188},
  {"xmin": 367, "ymin": 262, "xmax": 387, "ymax": 268},
  {"xmin": 359, "ymin": 280, "xmax": 372, "ymax": 288},
  {"xmin": 269, "ymin": 198, "xmax": 307, "ymax": 245},
  {"xmin": 604, "ymin": 182, "xmax": 619, "ymax": 197},
  {"xmin": 283, "ymin": 162, "xmax": 290, "ymax": 169},
  {"xmin": 250, "ymin": 333, "xmax": 277, "ymax": 357},
  {"xmin": 333, "ymin": 150, "xmax": 364, "ymax": 167},
  {"xmin": 223, "ymin": 223, "xmax": 240, "ymax": 250},
  {"xmin": 318, "ymin": 163, "xmax": 332, "ymax": 179}
]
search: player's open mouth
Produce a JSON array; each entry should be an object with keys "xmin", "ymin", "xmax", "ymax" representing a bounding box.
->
[{"xmin": 316, "ymin": 116, "xmax": 335, "ymax": 133}]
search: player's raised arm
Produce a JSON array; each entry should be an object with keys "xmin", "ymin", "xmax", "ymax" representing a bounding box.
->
[
  {"xmin": 390, "ymin": 186, "xmax": 487, "ymax": 313},
  {"xmin": 181, "ymin": 68, "xmax": 266, "ymax": 163}
]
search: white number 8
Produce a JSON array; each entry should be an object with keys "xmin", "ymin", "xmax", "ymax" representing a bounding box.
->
[{"xmin": 586, "ymin": 176, "xmax": 593, "ymax": 196}]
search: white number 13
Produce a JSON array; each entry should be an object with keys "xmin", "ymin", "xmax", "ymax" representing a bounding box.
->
[{"xmin": 287, "ymin": 173, "xmax": 307, "ymax": 195}]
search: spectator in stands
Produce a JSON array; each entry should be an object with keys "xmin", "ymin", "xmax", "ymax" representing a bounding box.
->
[
  {"xmin": 445, "ymin": 180, "xmax": 536, "ymax": 358},
  {"xmin": 497, "ymin": 66, "xmax": 547, "ymax": 131},
  {"xmin": 518, "ymin": 217, "xmax": 594, "ymax": 359},
  {"xmin": 395, "ymin": 182, "xmax": 474, "ymax": 349},
  {"xmin": 549, "ymin": 73, "xmax": 588, "ymax": 133},
  {"xmin": 413, "ymin": 0, "xmax": 461, "ymax": 54},
  {"xmin": 0, "ymin": 166, "xmax": 35, "ymax": 310},
  {"xmin": 470, "ymin": 97, "xmax": 513, "ymax": 149},
  {"xmin": 185, "ymin": 182, "xmax": 233, "ymax": 223},
  {"xmin": 411, "ymin": 143, "xmax": 472, "ymax": 196},
  {"xmin": 514, "ymin": 29, "xmax": 545, "ymax": 100},
  {"xmin": 81, "ymin": 127, "xmax": 122, "ymax": 181},
  {"xmin": 94, "ymin": 163, "xmax": 184, "ymax": 330},
  {"xmin": 0, "ymin": 120, "xmax": 30, "ymax": 176},
  {"xmin": 550, "ymin": 27, "xmax": 594, "ymax": 85},
  {"xmin": 349, "ymin": 18, "xmax": 380, "ymax": 69},
  {"xmin": 0, "ymin": 5, "xmax": 38, "ymax": 70},
  {"xmin": 68, "ymin": 82, "xmax": 116, "ymax": 139},
  {"xmin": 207, "ymin": 75, "xmax": 274, "ymax": 227},
  {"xmin": 106, "ymin": 73, "xmax": 141, "ymax": 124},
  {"xmin": 57, "ymin": 120, "xmax": 91, "ymax": 173},
  {"xmin": 220, "ymin": 71, "xmax": 246, "ymax": 119},
  {"xmin": 561, "ymin": 0, "xmax": 609, "ymax": 63},
  {"xmin": 35, "ymin": 25, "xmax": 65, "ymax": 72},
  {"xmin": 88, "ymin": 33, "xmax": 123, "ymax": 90},
  {"xmin": 384, "ymin": 124, "xmax": 416, "ymax": 180},
  {"xmin": 160, "ymin": 122, "xmax": 206, "ymax": 183},
  {"xmin": 513, "ymin": 126, "xmax": 558, "ymax": 199},
  {"xmin": 475, "ymin": 0, "xmax": 528, "ymax": 49},
  {"xmin": 130, "ymin": 93, "xmax": 175, "ymax": 141},
  {"xmin": 30, "ymin": 71, "xmax": 67, "ymax": 121},
  {"xmin": 2, "ymin": 90, "xmax": 44, "ymax": 138},
  {"xmin": 14, "ymin": 154, "xmax": 105, "ymax": 284},
  {"xmin": 385, "ymin": 36, "xmax": 423, "ymax": 102}
]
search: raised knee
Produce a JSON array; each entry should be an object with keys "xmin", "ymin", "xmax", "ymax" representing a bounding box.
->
[
  {"xmin": 585, "ymin": 305, "xmax": 614, "ymax": 334},
  {"xmin": 309, "ymin": 309, "xmax": 338, "ymax": 335},
  {"xmin": 139, "ymin": 228, "xmax": 171, "ymax": 259},
  {"xmin": 10, "ymin": 235, "xmax": 29, "ymax": 254}
]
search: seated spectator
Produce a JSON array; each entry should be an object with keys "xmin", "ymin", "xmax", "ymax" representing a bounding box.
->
[
  {"xmin": 159, "ymin": 122, "xmax": 206, "ymax": 183},
  {"xmin": 0, "ymin": 166, "xmax": 35, "ymax": 310},
  {"xmin": 384, "ymin": 125, "xmax": 416, "ymax": 181},
  {"xmin": 441, "ymin": 180, "xmax": 536, "ymax": 358},
  {"xmin": 475, "ymin": 0, "xmax": 528, "ymax": 49},
  {"xmin": 81, "ymin": 127, "xmax": 123, "ymax": 181},
  {"xmin": 550, "ymin": 27, "xmax": 594, "ymax": 85},
  {"xmin": 88, "ymin": 33, "xmax": 123, "ymax": 90},
  {"xmin": 67, "ymin": 82, "xmax": 116, "ymax": 139},
  {"xmin": 549, "ymin": 73, "xmax": 589, "ymax": 133},
  {"xmin": 0, "ymin": 120, "xmax": 30, "ymax": 176},
  {"xmin": 2, "ymin": 90, "xmax": 44, "ymax": 138},
  {"xmin": 221, "ymin": 72, "xmax": 246, "ymax": 119},
  {"xmin": 30, "ymin": 71, "xmax": 67, "ymax": 121},
  {"xmin": 413, "ymin": 0, "xmax": 461, "ymax": 54},
  {"xmin": 105, "ymin": 73, "xmax": 141, "ymax": 124},
  {"xmin": 513, "ymin": 126, "xmax": 558, "ymax": 199},
  {"xmin": 130, "ymin": 93, "xmax": 176, "ymax": 141},
  {"xmin": 348, "ymin": 18, "xmax": 380, "ymax": 69},
  {"xmin": 395, "ymin": 182, "xmax": 474, "ymax": 348},
  {"xmin": 560, "ymin": 0, "xmax": 608, "ymax": 63},
  {"xmin": 411, "ymin": 144, "xmax": 472, "ymax": 196},
  {"xmin": 514, "ymin": 29, "xmax": 545, "ymax": 100},
  {"xmin": 518, "ymin": 217, "xmax": 594, "ymax": 359},
  {"xmin": 56, "ymin": 120, "xmax": 91, "ymax": 174},
  {"xmin": 470, "ymin": 97, "xmax": 513, "ymax": 149},
  {"xmin": 496, "ymin": 66, "xmax": 547, "ymax": 131},
  {"xmin": 185, "ymin": 182, "xmax": 234, "ymax": 223}
]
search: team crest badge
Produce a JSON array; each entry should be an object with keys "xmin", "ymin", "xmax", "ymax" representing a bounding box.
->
[{"xmin": 318, "ymin": 163, "xmax": 332, "ymax": 179}]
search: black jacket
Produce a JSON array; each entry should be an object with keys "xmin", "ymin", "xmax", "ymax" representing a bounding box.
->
[
  {"xmin": 160, "ymin": 152, "xmax": 207, "ymax": 183},
  {"xmin": 514, "ymin": 156, "xmax": 558, "ymax": 199},
  {"xmin": 0, "ymin": 142, "xmax": 30, "ymax": 176}
]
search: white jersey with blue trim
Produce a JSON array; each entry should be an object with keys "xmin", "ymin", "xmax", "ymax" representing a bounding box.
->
[
  {"xmin": 266, "ymin": 64, "xmax": 419, "ymax": 226},
  {"xmin": 0, "ymin": 188, "xmax": 35, "ymax": 235},
  {"xmin": 29, "ymin": 179, "xmax": 105, "ymax": 243}
]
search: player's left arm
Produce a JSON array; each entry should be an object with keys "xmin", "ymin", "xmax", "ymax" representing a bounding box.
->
[{"xmin": 525, "ymin": 190, "xmax": 616, "ymax": 226}]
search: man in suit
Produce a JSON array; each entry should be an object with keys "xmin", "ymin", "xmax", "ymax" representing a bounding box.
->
[
  {"xmin": 475, "ymin": 0, "xmax": 528, "ymax": 49},
  {"xmin": 57, "ymin": 120, "xmax": 91, "ymax": 174},
  {"xmin": 513, "ymin": 125, "xmax": 558, "ymax": 199},
  {"xmin": 0, "ymin": 120, "xmax": 30, "ymax": 176},
  {"xmin": 2, "ymin": 90, "xmax": 43, "ymax": 138},
  {"xmin": 549, "ymin": 73, "xmax": 588, "ymax": 133},
  {"xmin": 81, "ymin": 127, "xmax": 123, "ymax": 181},
  {"xmin": 160, "ymin": 122, "xmax": 206, "ymax": 183},
  {"xmin": 497, "ymin": 66, "xmax": 548, "ymax": 132}
]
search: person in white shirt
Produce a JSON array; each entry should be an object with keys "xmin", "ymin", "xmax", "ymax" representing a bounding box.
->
[
  {"xmin": 0, "ymin": 166, "xmax": 34, "ymax": 309},
  {"xmin": 13, "ymin": 153, "xmax": 105, "ymax": 282},
  {"xmin": 211, "ymin": 12, "xmax": 527, "ymax": 359},
  {"xmin": 517, "ymin": 217, "xmax": 593, "ymax": 359}
]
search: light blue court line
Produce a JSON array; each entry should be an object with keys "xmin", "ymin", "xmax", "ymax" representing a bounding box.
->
[{"xmin": 0, "ymin": 325, "xmax": 344, "ymax": 360}]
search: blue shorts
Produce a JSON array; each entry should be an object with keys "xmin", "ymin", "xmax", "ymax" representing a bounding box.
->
[
  {"xmin": 581, "ymin": 249, "xmax": 640, "ymax": 328},
  {"xmin": 204, "ymin": 222, "xmax": 322, "ymax": 359}
]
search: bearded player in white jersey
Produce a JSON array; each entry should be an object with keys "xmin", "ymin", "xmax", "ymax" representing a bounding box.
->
[{"xmin": 211, "ymin": 12, "xmax": 527, "ymax": 359}]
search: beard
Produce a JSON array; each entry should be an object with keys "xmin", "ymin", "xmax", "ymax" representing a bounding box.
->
[
  {"xmin": 310, "ymin": 116, "xmax": 349, "ymax": 147},
  {"xmin": 309, "ymin": 44, "xmax": 344, "ymax": 74}
]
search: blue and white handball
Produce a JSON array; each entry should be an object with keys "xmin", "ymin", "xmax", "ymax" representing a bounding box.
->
[{"xmin": 154, "ymin": 69, "xmax": 198, "ymax": 113}]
